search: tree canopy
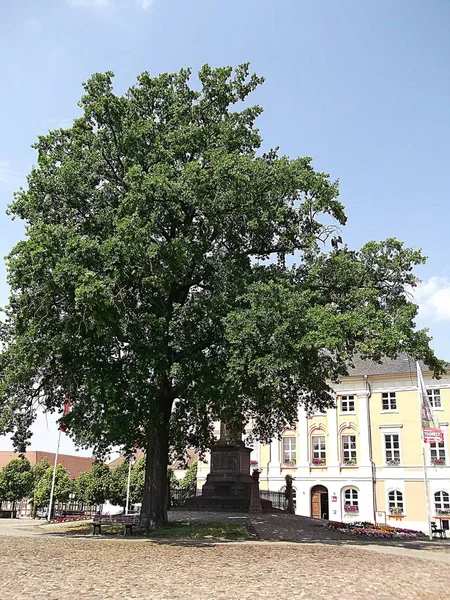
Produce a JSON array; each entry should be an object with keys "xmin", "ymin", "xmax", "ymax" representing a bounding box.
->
[
  {"xmin": 108, "ymin": 460, "xmax": 129, "ymax": 508},
  {"xmin": 0, "ymin": 63, "xmax": 443, "ymax": 525},
  {"xmin": 0, "ymin": 457, "xmax": 33, "ymax": 503},
  {"xmin": 75, "ymin": 462, "xmax": 111, "ymax": 506},
  {"xmin": 33, "ymin": 464, "xmax": 73, "ymax": 508}
]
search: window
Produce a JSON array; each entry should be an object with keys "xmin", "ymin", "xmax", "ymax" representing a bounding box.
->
[
  {"xmin": 430, "ymin": 436, "xmax": 446, "ymax": 466},
  {"xmin": 384, "ymin": 433, "xmax": 401, "ymax": 465},
  {"xmin": 343, "ymin": 488, "xmax": 359, "ymax": 513},
  {"xmin": 340, "ymin": 395, "xmax": 355, "ymax": 413},
  {"xmin": 247, "ymin": 439, "xmax": 260, "ymax": 468},
  {"xmin": 282, "ymin": 437, "xmax": 296, "ymax": 466},
  {"xmin": 427, "ymin": 389, "xmax": 442, "ymax": 409},
  {"xmin": 434, "ymin": 491, "xmax": 450, "ymax": 514},
  {"xmin": 312, "ymin": 436, "xmax": 326, "ymax": 465},
  {"xmin": 382, "ymin": 392, "xmax": 397, "ymax": 411},
  {"xmin": 388, "ymin": 490, "xmax": 404, "ymax": 514},
  {"xmin": 342, "ymin": 435, "xmax": 357, "ymax": 464}
]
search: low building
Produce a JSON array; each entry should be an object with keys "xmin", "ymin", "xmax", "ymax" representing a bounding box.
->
[
  {"xmin": 197, "ymin": 354, "xmax": 450, "ymax": 534},
  {"xmin": 0, "ymin": 450, "xmax": 94, "ymax": 479},
  {"xmin": 0, "ymin": 450, "xmax": 95, "ymax": 517}
]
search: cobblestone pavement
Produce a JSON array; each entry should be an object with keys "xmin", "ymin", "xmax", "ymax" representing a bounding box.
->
[{"xmin": 1, "ymin": 534, "xmax": 450, "ymax": 600}]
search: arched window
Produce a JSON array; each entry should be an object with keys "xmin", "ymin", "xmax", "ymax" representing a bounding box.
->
[
  {"xmin": 435, "ymin": 491, "xmax": 450, "ymax": 513},
  {"xmin": 388, "ymin": 490, "xmax": 404, "ymax": 514},
  {"xmin": 343, "ymin": 488, "xmax": 359, "ymax": 513}
]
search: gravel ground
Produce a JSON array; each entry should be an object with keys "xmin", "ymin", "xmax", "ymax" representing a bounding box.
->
[
  {"xmin": 1, "ymin": 535, "xmax": 450, "ymax": 600},
  {"xmin": 1, "ymin": 515, "xmax": 450, "ymax": 599}
]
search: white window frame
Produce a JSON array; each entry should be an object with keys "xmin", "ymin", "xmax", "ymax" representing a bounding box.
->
[
  {"xmin": 430, "ymin": 431, "xmax": 446, "ymax": 466},
  {"xmin": 312, "ymin": 435, "xmax": 326, "ymax": 464},
  {"xmin": 384, "ymin": 432, "xmax": 402, "ymax": 466},
  {"xmin": 434, "ymin": 490, "xmax": 450, "ymax": 514},
  {"xmin": 282, "ymin": 436, "xmax": 296, "ymax": 466},
  {"xmin": 340, "ymin": 395, "xmax": 355, "ymax": 414},
  {"xmin": 388, "ymin": 489, "xmax": 404, "ymax": 515},
  {"xmin": 343, "ymin": 487, "xmax": 359, "ymax": 514},
  {"xmin": 342, "ymin": 434, "xmax": 357, "ymax": 464},
  {"xmin": 382, "ymin": 391, "xmax": 397, "ymax": 412},
  {"xmin": 248, "ymin": 439, "xmax": 260, "ymax": 468},
  {"xmin": 427, "ymin": 388, "xmax": 442, "ymax": 410}
]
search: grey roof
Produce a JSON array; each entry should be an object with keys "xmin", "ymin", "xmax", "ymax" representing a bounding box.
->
[{"xmin": 347, "ymin": 354, "xmax": 429, "ymax": 377}]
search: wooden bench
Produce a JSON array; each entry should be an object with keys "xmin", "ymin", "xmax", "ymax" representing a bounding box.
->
[{"xmin": 92, "ymin": 514, "xmax": 140, "ymax": 536}]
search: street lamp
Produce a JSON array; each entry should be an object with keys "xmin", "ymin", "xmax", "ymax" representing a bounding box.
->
[{"xmin": 125, "ymin": 455, "xmax": 136, "ymax": 515}]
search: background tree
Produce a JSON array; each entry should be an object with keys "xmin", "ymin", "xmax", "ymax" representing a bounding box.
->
[
  {"xmin": 34, "ymin": 464, "xmax": 73, "ymax": 511},
  {"xmin": 176, "ymin": 462, "xmax": 197, "ymax": 491},
  {"xmin": 108, "ymin": 460, "xmax": 131, "ymax": 508},
  {"xmin": 0, "ymin": 64, "xmax": 443, "ymax": 527},
  {"xmin": 0, "ymin": 457, "xmax": 33, "ymax": 508},
  {"xmin": 30, "ymin": 456, "xmax": 51, "ymax": 517},
  {"xmin": 75, "ymin": 462, "xmax": 111, "ymax": 507},
  {"xmin": 129, "ymin": 457, "xmax": 145, "ymax": 505},
  {"xmin": 0, "ymin": 457, "xmax": 33, "ymax": 511}
]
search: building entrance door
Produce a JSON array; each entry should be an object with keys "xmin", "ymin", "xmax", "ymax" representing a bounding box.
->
[{"xmin": 311, "ymin": 485, "xmax": 329, "ymax": 520}]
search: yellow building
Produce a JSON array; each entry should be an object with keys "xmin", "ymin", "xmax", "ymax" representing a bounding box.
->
[{"xmin": 197, "ymin": 354, "xmax": 450, "ymax": 534}]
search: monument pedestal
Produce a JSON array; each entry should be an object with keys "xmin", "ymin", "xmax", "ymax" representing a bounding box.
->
[{"xmin": 201, "ymin": 439, "xmax": 253, "ymax": 507}]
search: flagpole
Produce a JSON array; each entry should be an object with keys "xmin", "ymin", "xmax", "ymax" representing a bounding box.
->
[
  {"xmin": 417, "ymin": 361, "xmax": 433, "ymax": 541},
  {"xmin": 125, "ymin": 458, "xmax": 132, "ymax": 516},
  {"xmin": 47, "ymin": 429, "xmax": 61, "ymax": 522}
]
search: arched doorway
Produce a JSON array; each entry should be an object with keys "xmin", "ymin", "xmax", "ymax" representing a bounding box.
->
[{"xmin": 311, "ymin": 485, "xmax": 329, "ymax": 520}]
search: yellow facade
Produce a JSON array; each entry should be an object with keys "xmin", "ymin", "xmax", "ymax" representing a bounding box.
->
[{"xmin": 197, "ymin": 358, "xmax": 450, "ymax": 534}]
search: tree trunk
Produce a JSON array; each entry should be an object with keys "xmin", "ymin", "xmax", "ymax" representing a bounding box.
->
[{"xmin": 140, "ymin": 414, "xmax": 171, "ymax": 529}]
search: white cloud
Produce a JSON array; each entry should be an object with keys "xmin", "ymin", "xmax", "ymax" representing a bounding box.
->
[{"xmin": 414, "ymin": 277, "xmax": 450, "ymax": 321}]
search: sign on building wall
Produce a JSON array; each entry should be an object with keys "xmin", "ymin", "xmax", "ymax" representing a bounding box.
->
[
  {"xmin": 375, "ymin": 511, "xmax": 386, "ymax": 524},
  {"xmin": 417, "ymin": 363, "xmax": 443, "ymax": 443}
]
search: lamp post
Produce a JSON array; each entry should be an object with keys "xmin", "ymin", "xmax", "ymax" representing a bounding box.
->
[{"xmin": 125, "ymin": 456, "xmax": 136, "ymax": 515}]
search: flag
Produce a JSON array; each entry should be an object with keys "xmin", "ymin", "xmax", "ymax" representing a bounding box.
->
[
  {"xmin": 59, "ymin": 396, "xmax": 71, "ymax": 433},
  {"xmin": 417, "ymin": 363, "xmax": 443, "ymax": 443}
]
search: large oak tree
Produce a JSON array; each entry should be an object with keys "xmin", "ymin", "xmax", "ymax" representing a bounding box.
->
[{"xmin": 0, "ymin": 64, "xmax": 443, "ymax": 526}]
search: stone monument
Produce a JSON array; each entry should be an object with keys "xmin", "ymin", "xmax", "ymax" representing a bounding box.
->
[{"xmin": 199, "ymin": 422, "xmax": 253, "ymax": 508}]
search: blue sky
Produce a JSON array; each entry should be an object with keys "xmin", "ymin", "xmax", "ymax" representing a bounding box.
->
[{"xmin": 1, "ymin": 0, "xmax": 450, "ymax": 453}]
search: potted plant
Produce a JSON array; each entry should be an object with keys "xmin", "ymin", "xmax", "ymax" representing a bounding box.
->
[
  {"xmin": 284, "ymin": 459, "xmax": 296, "ymax": 467},
  {"xmin": 386, "ymin": 459, "xmax": 400, "ymax": 467},
  {"xmin": 344, "ymin": 505, "xmax": 359, "ymax": 513},
  {"xmin": 436, "ymin": 508, "xmax": 450, "ymax": 516},
  {"xmin": 389, "ymin": 507, "xmax": 404, "ymax": 516},
  {"xmin": 343, "ymin": 459, "xmax": 357, "ymax": 466},
  {"xmin": 431, "ymin": 458, "xmax": 446, "ymax": 466},
  {"xmin": 312, "ymin": 458, "xmax": 326, "ymax": 466}
]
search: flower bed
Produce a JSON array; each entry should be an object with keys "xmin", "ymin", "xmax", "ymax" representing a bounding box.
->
[
  {"xmin": 326, "ymin": 520, "xmax": 425, "ymax": 539},
  {"xmin": 47, "ymin": 515, "xmax": 92, "ymax": 524}
]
